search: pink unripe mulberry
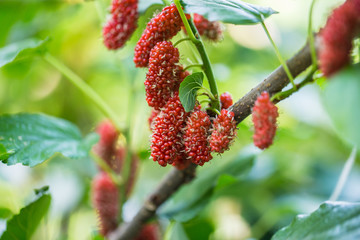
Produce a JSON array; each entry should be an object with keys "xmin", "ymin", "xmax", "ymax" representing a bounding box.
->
[
  {"xmin": 193, "ymin": 14, "xmax": 223, "ymax": 41},
  {"xmin": 252, "ymin": 92, "xmax": 278, "ymax": 149},
  {"xmin": 134, "ymin": 4, "xmax": 184, "ymax": 67},
  {"xmin": 103, "ymin": 0, "xmax": 138, "ymax": 50},
  {"xmin": 184, "ymin": 109, "xmax": 212, "ymax": 166},
  {"xmin": 220, "ymin": 92, "xmax": 233, "ymax": 109},
  {"xmin": 145, "ymin": 41, "xmax": 185, "ymax": 110},
  {"xmin": 210, "ymin": 109, "xmax": 237, "ymax": 153},
  {"xmin": 319, "ymin": 0, "xmax": 360, "ymax": 77},
  {"xmin": 150, "ymin": 93, "xmax": 189, "ymax": 167},
  {"xmin": 92, "ymin": 172, "xmax": 118, "ymax": 237}
]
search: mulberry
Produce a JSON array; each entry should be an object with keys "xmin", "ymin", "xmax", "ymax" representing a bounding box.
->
[
  {"xmin": 184, "ymin": 109, "xmax": 212, "ymax": 166},
  {"xmin": 103, "ymin": 0, "xmax": 138, "ymax": 50},
  {"xmin": 145, "ymin": 41, "xmax": 185, "ymax": 110},
  {"xmin": 135, "ymin": 224, "xmax": 160, "ymax": 240},
  {"xmin": 92, "ymin": 172, "xmax": 118, "ymax": 237},
  {"xmin": 220, "ymin": 92, "xmax": 233, "ymax": 109},
  {"xmin": 319, "ymin": 0, "xmax": 360, "ymax": 77},
  {"xmin": 210, "ymin": 109, "xmax": 237, "ymax": 153},
  {"xmin": 193, "ymin": 14, "xmax": 223, "ymax": 41},
  {"xmin": 148, "ymin": 109, "xmax": 160, "ymax": 130},
  {"xmin": 134, "ymin": 4, "xmax": 184, "ymax": 67},
  {"xmin": 150, "ymin": 93, "xmax": 189, "ymax": 167},
  {"xmin": 252, "ymin": 92, "xmax": 278, "ymax": 149}
]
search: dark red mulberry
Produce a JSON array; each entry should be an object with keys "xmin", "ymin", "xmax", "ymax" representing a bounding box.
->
[
  {"xmin": 252, "ymin": 92, "xmax": 278, "ymax": 149},
  {"xmin": 103, "ymin": 0, "xmax": 138, "ymax": 50},
  {"xmin": 135, "ymin": 224, "xmax": 160, "ymax": 240},
  {"xmin": 193, "ymin": 14, "xmax": 223, "ymax": 41},
  {"xmin": 210, "ymin": 109, "xmax": 237, "ymax": 153},
  {"xmin": 184, "ymin": 109, "xmax": 212, "ymax": 166},
  {"xmin": 92, "ymin": 172, "xmax": 118, "ymax": 237},
  {"xmin": 150, "ymin": 93, "xmax": 189, "ymax": 167},
  {"xmin": 220, "ymin": 92, "xmax": 233, "ymax": 109},
  {"xmin": 145, "ymin": 41, "xmax": 185, "ymax": 110},
  {"xmin": 134, "ymin": 4, "xmax": 184, "ymax": 67},
  {"xmin": 319, "ymin": 0, "xmax": 360, "ymax": 77}
]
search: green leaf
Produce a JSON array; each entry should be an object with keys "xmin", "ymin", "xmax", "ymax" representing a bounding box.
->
[
  {"xmin": 272, "ymin": 201, "xmax": 360, "ymax": 240},
  {"xmin": 179, "ymin": 72, "xmax": 204, "ymax": 112},
  {"xmin": 0, "ymin": 38, "xmax": 48, "ymax": 68},
  {"xmin": 165, "ymin": 222, "xmax": 189, "ymax": 240},
  {"xmin": 0, "ymin": 113, "xmax": 99, "ymax": 167},
  {"xmin": 0, "ymin": 208, "xmax": 12, "ymax": 219},
  {"xmin": 0, "ymin": 144, "xmax": 10, "ymax": 162},
  {"xmin": 180, "ymin": 0, "xmax": 278, "ymax": 25},
  {"xmin": 139, "ymin": 0, "xmax": 163, "ymax": 14},
  {"xmin": 159, "ymin": 151, "xmax": 254, "ymax": 222},
  {"xmin": 0, "ymin": 194, "xmax": 51, "ymax": 240},
  {"xmin": 322, "ymin": 65, "xmax": 360, "ymax": 147}
]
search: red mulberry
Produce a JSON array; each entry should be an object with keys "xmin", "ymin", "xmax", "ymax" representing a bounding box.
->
[
  {"xmin": 220, "ymin": 92, "xmax": 233, "ymax": 109},
  {"xmin": 148, "ymin": 109, "xmax": 160, "ymax": 130},
  {"xmin": 193, "ymin": 14, "xmax": 223, "ymax": 41},
  {"xmin": 103, "ymin": 0, "xmax": 138, "ymax": 50},
  {"xmin": 93, "ymin": 120, "xmax": 119, "ymax": 168},
  {"xmin": 252, "ymin": 92, "xmax": 278, "ymax": 149},
  {"xmin": 145, "ymin": 41, "xmax": 185, "ymax": 110},
  {"xmin": 135, "ymin": 224, "xmax": 160, "ymax": 240},
  {"xmin": 150, "ymin": 93, "xmax": 189, "ymax": 167},
  {"xmin": 184, "ymin": 109, "xmax": 212, "ymax": 166},
  {"xmin": 92, "ymin": 172, "xmax": 118, "ymax": 237},
  {"xmin": 210, "ymin": 109, "xmax": 237, "ymax": 153},
  {"xmin": 319, "ymin": 0, "xmax": 360, "ymax": 77},
  {"xmin": 134, "ymin": 4, "xmax": 184, "ymax": 67}
]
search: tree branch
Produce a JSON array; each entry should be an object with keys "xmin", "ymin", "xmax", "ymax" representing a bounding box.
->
[{"xmin": 109, "ymin": 39, "xmax": 315, "ymax": 240}]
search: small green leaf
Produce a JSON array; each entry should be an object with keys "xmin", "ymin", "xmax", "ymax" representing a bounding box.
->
[
  {"xmin": 179, "ymin": 72, "xmax": 204, "ymax": 112},
  {"xmin": 272, "ymin": 201, "xmax": 360, "ymax": 240},
  {"xmin": 159, "ymin": 151, "xmax": 254, "ymax": 221},
  {"xmin": 0, "ymin": 208, "xmax": 12, "ymax": 220},
  {"xmin": 0, "ymin": 38, "xmax": 48, "ymax": 68},
  {"xmin": 181, "ymin": 0, "xmax": 277, "ymax": 25},
  {"xmin": 0, "ymin": 113, "xmax": 99, "ymax": 167},
  {"xmin": 322, "ymin": 65, "xmax": 360, "ymax": 147},
  {"xmin": 165, "ymin": 222, "xmax": 189, "ymax": 240},
  {"xmin": 0, "ymin": 194, "xmax": 51, "ymax": 240}
]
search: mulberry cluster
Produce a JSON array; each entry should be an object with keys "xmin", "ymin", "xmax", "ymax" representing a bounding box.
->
[
  {"xmin": 193, "ymin": 14, "xmax": 223, "ymax": 41},
  {"xmin": 252, "ymin": 92, "xmax": 278, "ymax": 150},
  {"xmin": 103, "ymin": 0, "xmax": 138, "ymax": 50},
  {"xmin": 210, "ymin": 109, "xmax": 237, "ymax": 153},
  {"xmin": 145, "ymin": 41, "xmax": 185, "ymax": 110},
  {"xmin": 92, "ymin": 172, "xmax": 118, "ymax": 236},
  {"xmin": 150, "ymin": 93, "xmax": 189, "ymax": 167},
  {"xmin": 220, "ymin": 92, "xmax": 233, "ymax": 109},
  {"xmin": 148, "ymin": 109, "xmax": 160, "ymax": 129},
  {"xmin": 184, "ymin": 109, "xmax": 212, "ymax": 166},
  {"xmin": 134, "ymin": 4, "xmax": 184, "ymax": 67},
  {"xmin": 319, "ymin": 0, "xmax": 360, "ymax": 77}
]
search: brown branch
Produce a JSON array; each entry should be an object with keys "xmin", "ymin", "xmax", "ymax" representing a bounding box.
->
[{"xmin": 109, "ymin": 40, "xmax": 315, "ymax": 240}]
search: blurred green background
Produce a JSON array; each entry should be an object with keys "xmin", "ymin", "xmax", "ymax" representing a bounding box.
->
[{"xmin": 0, "ymin": 0, "xmax": 359, "ymax": 239}]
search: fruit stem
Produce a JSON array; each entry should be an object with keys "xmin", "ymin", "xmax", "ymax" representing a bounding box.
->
[
  {"xmin": 184, "ymin": 63, "xmax": 203, "ymax": 71},
  {"xmin": 43, "ymin": 53, "xmax": 125, "ymax": 137},
  {"xmin": 271, "ymin": 68, "xmax": 316, "ymax": 102},
  {"xmin": 308, "ymin": 0, "xmax": 318, "ymax": 68},
  {"xmin": 261, "ymin": 19, "xmax": 296, "ymax": 90},
  {"xmin": 174, "ymin": 37, "xmax": 192, "ymax": 47},
  {"xmin": 91, "ymin": 152, "xmax": 122, "ymax": 186},
  {"xmin": 174, "ymin": 0, "xmax": 221, "ymax": 112}
]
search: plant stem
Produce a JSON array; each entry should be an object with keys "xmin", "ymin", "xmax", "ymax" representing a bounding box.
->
[
  {"xmin": 91, "ymin": 152, "xmax": 122, "ymax": 186},
  {"xmin": 271, "ymin": 68, "xmax": 316, "ymax": 102},
  {"xmin": 43, "ymin": 53, "xmax": 124, "ymax": 134},
  {"xmin": 308, "ymin": 0, "xmax": 318, "ymax": 68},
  {"xmin": 261, "ymin": 20, "xmax": 296, "ymax": 90},
  {"xmin": 174, "ymin": 0, "xmax": 220, "ymax": 112},
  {"xmin": 184, "ymin": 64, "xmax": 203, "ymax": 71},
  {"xmin": 174, "ymin": 37, "xmax": 192, "ymax": 47},
  {"xmin": 329, "ymin": 146, "xmax": 357, "ymax": 201}
]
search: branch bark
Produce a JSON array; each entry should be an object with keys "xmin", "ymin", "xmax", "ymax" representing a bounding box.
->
[{"xmin": 109, "ymin": 40, "xmax": 314, "ymax": 240}]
